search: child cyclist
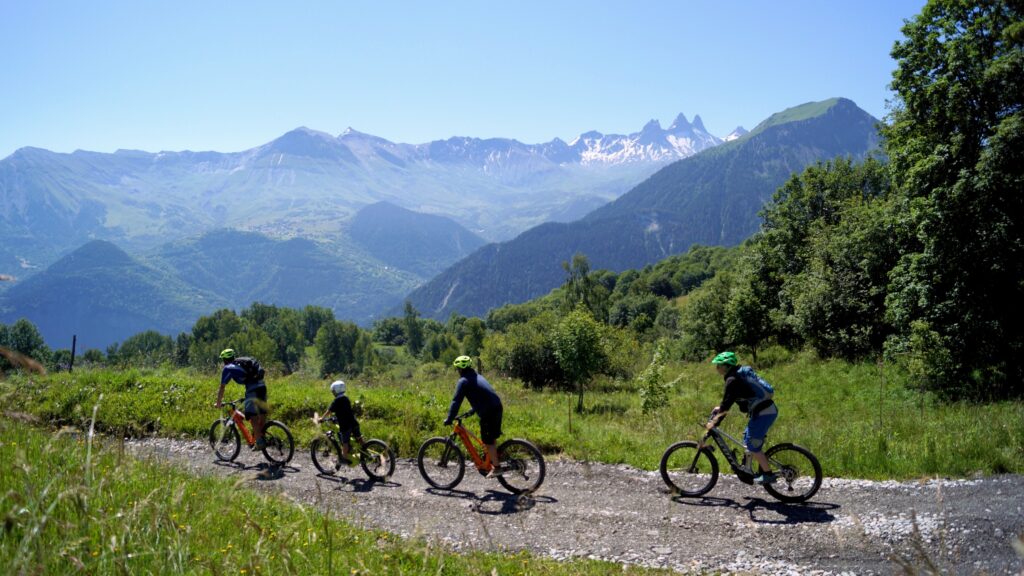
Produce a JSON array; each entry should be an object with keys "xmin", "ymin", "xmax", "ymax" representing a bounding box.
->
[
  {"xmin": 325, "ymin": 380, "xmax": 363, "ymax": 465},
  {"xmin": 445, "ymin": 355, "xmax": 506, "ymax": 478},
  {"xmin": 708, "ymin": 351, "xmax": 778, "ymax": 485}
]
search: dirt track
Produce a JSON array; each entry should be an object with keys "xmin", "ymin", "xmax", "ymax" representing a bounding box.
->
[{"xmin": 128, "ymin": 437, "xmax": 1024, "ymax": 575}]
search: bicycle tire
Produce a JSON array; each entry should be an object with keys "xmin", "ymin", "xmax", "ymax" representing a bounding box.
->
[
  {"xmin": 417, "ymin": 436, "xmax": 465, "ymax": 490},
  {"xmin": 496, "ymin": 438, "xmax": 546, "ymax": 495},
  {"xmin": 762, "ymin": 443, "xmax": 822, "ymax": 503},
  {"xmin": 261, "ymin": 420, "xmax": 295, "ymax": 465},
  {"xmin": 659, "ymin": 441, "xmax": 719, "ymax": 497},
  {"xmin": 310, "ymin": 436, "xmax": 342, "ymax": 475},
  {"xmin": 359, "ymin": 439, "xmax": 396, "ymax": 481},
  {"xmin": 209, "ymin": 418, "xmax": 240, "ymax": 462}
]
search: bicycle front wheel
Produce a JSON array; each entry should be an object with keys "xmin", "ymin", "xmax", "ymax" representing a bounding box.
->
[
  {"xmin": 496, "ymin": 439, "xmax": 546, "ymax": 495},
  {"xmin": 209, "ymin": 419, "xmax": 240, "ymax": 462},
  {"xmin": 310, "ymin": 436, "xmax": 342, "ymax": 475},
  {"xmin": 762, "ymin": 443, "xmax": 822, "ymax": 503},
  {"xmin": 261, "ymin": 421, "xmax": 295, "ymax": 465},
  {"xmin": 359, "ymin": 439, "xmax": 396, "ymax": 481},
  {"xmin": 659, "ymin": 441, "xmax": 719, "ymax": 497},
  {"xmin": 417, "ymin": 437, "xmax": 465, "ymax": 490}
]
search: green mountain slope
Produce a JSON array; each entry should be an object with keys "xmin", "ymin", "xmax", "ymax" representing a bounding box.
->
[
  {"xmin": 0, "ymin": 241, "xmax": 224, "ymax": 350},
  {"xmin": 404, "ymin": 98, "xmax": 882, "ymax": 319}
]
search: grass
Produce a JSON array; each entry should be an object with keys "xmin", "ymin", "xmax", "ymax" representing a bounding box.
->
[
  {"xmin": 0, "ymin": 416, "xmax": 669, "ymax": 575},
  {"xmin": 1, "ymin": 351, "xmax": 1022, "ymax": 479}
]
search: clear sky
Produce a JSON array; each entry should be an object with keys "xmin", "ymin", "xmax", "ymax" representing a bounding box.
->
[{"xmin": 0, "ymin": 1, "xmax": 926, "ymax": 159}]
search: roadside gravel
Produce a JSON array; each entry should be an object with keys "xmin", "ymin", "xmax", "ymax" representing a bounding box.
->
[{"xmin": 127, "ymin": 437, "xmax": 1024, "ymax": 575}]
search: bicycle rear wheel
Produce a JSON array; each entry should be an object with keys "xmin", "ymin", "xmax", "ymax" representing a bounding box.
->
[
  {"xmin": 261, "ymin": 421, "xmax": 295, "ymax": 465},
  {"xmin": 762, "ymin": 443, "xmax": 822, "ymax": 503},
  {"xmin": 359, "ymin": 439, "xmax": 396, "ymax": 481},
  {"xmin": 310, "ymin": 436, "xmax": 342, "ymax": 475},
  {"xmin": 417, "ymin": 437, "xmax": 465, "ymax": 490},
  {"xmin": 496, "ymin": 439, "xmax": 545, "ymax": 495},
  {"xmin": 659, "ymin": 441, "xmax": 719, "ymax": 497},
  {"xmin": 209, "ymin": 419, "xmax": 240, "ymax": 462}
]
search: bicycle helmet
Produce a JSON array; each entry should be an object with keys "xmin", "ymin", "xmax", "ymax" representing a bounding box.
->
[
  {"xmin": 219, "ymin": 348, "xmax": 237, "ymax": 360},
  {"xmin": 711, "ymin": 351, "xmax": 738, "ymax": 366},
  {"xmin": 452, "ymin": 355, "xmax": 473, "ymax": 369},
  {"xmin": 330, "ymin": 380, "xmax": 346, "ymax": 396}
]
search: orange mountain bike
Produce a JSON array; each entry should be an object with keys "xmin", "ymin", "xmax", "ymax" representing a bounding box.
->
[
  {"xmin": 417, "ymin": 409, "xmax": 545, "ymax": 495},
  {"xmin": 209, "ymin": 398, "xmax": 295, "ymax": 465}
]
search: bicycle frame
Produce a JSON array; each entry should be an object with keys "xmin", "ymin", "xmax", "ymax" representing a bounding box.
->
[
  {"xmin": 700, "ymin": 426, "xmax": 757, "ymax": 483},
  {"xmin": 224, "ymin": 400, "xmax": 255, "ymax": 445},
  {"xmin": 447, "ymin": 412, "xmax": 494, "ymax": 473}
]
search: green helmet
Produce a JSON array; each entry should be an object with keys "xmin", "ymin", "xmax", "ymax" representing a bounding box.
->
[
  {"xmin": 711, "ymin": 351, "xmax": 737, "ymax": 366},
  {"xmin": 219, "ymin": 348, "xmax": 237, "ymax": 360},
  {"xmin": 453, "ymin": 355, "xmax": 473, "ymax": 369}
]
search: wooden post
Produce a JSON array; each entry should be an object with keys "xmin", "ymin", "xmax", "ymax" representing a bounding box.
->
[{"xmin": 69, "ymin": 335, "xmax": 77, "ymax": 372}]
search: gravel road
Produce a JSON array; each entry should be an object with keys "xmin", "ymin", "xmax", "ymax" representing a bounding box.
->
[{"xmin": 127, "ymin": 437, "xmax": 1024, "ymax": 575}]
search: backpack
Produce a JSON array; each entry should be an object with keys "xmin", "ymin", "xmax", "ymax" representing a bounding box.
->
[
  {"xmin": 234, "ymin": 357, "xmax": 265, "ymax": 384},
  {"xmin": 736, "ymin": 365, "xmax": 774, "ymax": 414}
]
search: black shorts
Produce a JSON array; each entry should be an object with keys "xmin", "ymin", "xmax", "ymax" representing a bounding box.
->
[
  {"xmin": 243, "ymin": 385, "xmax": 268, "ymax": 417},
  {"xmin": 478, "ymin": 406, "xmax": 503, "ymax": 445}
]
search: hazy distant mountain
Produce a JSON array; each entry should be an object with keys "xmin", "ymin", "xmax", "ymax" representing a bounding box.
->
[
  {"xmin": 0, "ymin": 113, "xmax": 727, "ymax": 281},
  {"xmin": 0, "ymin": 240, "xmax": 223, "ymax": 350},
  {"xmin": 724, "ymin": 126, "xmax": 749, "ymax": 141},
  {"xmin": 403, "ymin": 98, "xmax": 882, "ymax": 319},
  {"xmin": 348, "ymin": 202, "xmax": 486, "ymax": 278}
]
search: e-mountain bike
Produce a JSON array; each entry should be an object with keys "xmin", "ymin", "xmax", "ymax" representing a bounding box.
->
[
  {"xmin": 209, "ymin": 398, "xmax": 295, "ymax": 465},
  {"xmin": 660, "ymin": 412, "xmax": 822, "ymax": 503}
]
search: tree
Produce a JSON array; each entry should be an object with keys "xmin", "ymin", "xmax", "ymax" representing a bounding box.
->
[
  {"xmin": 883, "ymin": 0, "xmax": 1024, "ymax": 399},
  {"xmin": 6, "ymin": 319, "xmax": 51, "ymax": 367},
  {"xmin": 638, "ymin": 340, "xmax": 671, "ymax": 414},
  {"xmin": 119, "ymin": 330, "xmax": 174, "ymax": 366},
  {"xmin": 552, "ymin": 306, "xmax": 608, "ymax": 412},
  {"xmin": 402, "ymin": 301, "xmax": 424, "ymax": 356},
  {"xmin": 462, "ymin": 317, "xmax": 486, "ymax": 357},
  {"xmin": 561, "ymin": 253, "xmax": 609, "ymax": 321}
]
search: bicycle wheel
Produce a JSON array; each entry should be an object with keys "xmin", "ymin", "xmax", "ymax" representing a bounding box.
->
[
  {"xmin": 417, "ymin": 437, "xmax": 465, "ymax": 490},
  {"xmin": 659, "ymin": 441, "xmax": 719, "ymax": 497},
  {"xmin": 209, "ymin": 418, "xmax": 240, "ymax": 462},
  {"xmin": 495, "ymin": 439, "xmax": 545, "ymax": 494},
  {"xmin": 261, "ymin": 421, "xmax": 295, "ymax": 465},
  {"xmin": 762, "ymin": 443, "xmax": 822, "ymax": 503},
  {"xmin": 310, "ymin": 436, "xmax": 342, "ymax": 475},
  {"xmin": 359, "ymin": 439, "xmax": 396, "ymax": 481}
]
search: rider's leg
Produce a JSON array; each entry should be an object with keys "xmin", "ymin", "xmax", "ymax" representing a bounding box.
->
[{"xmin": 744, "ymin": 409, "xmax": 778, "ymax": 481}]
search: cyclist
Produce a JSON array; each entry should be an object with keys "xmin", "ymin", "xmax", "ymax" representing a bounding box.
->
[
  {"xmin": 445, "ymin": 355, "xmax": 506, "ymax": 478},
  {"xmin": 708, "ymin": 351, "xmax": 777, "ymax": 484},
  {"xmin": 325, "ymin": 379, "xmax": 363, "ymax": 465},
  {"xmin": 214, "ymin": 348, "xmax": 268, "ymax": 450}
]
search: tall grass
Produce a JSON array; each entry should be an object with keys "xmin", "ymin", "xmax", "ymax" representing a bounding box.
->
[
  {"xmin": 0, "ymin": 417, "xmax": 667, "ymax": 575},
  {"xmin": 2, "ymin": 352, "xmax": 1022, "ymax": 479}
]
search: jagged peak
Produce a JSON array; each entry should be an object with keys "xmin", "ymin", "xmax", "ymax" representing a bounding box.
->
[
  {"xmin": 692, "ymin": 115, "xmax": 706, "ymax": 132},
  {"xmin": 668, "ymin": 113, "xmax": 690, "ymax": 131},
  {"xmin": 641, "ymin": 119, "xmax": 662, "ymax": 133}
]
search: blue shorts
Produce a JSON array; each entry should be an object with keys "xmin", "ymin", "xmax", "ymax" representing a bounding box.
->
[
  {"xmin": 743, "ymin": 408, "xmax": 778, "ymax": 453},
  {"xmin": 243, "ymin": 385, "xmax": 268, "ymax": 417}
]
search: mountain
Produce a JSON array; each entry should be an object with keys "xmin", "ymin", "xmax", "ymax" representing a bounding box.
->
[
  {"xmin": 149, "ymin": 230, "xmax": 419, "ymax": 325},
  {"xmin": 403, "ymin": 98, "xmax": 882, "ymax": 319},
  {"xmin": 724, "ymin": 126, "xmax": 749, "ymax": 141},
  {"xmin": 348, "ymin": 202, "xmax": 486, "ymax": 278},
  {"xmin": 0, "ymin": 114, "xmax": 725, "ymax": 280},
  {"xmin": 0, "ymin": 240, "xmax": 223, "ymax": 351}
]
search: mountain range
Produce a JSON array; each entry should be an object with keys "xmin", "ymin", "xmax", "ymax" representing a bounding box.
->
[
  {"xmin": 0, "ymin": 112, "xmax": 728, "ymax": 282},
  {"xmin": 403, "ymin": 98, "xmax": 882, "ymax": 319}
]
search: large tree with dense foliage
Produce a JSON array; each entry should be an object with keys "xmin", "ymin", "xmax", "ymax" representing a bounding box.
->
[{"xmin": 883, "ymin": 0, "xmax": 1023, "ymax": 399}]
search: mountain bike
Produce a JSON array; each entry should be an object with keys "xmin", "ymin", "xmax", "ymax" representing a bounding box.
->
[
  {"xmin": 660, "ymin": 412, "xmax": 822, "ymax": 503},
  {"xmin": 310, "ymin": 413, "xmax": 396, "ymax": 481},
  {"xmin": 417, "ymin": 409, "xmax": 545, "ymax": 495},
  {"xmin": 209, "ymin": 398, "xmax": 295, "ymax": 465}
]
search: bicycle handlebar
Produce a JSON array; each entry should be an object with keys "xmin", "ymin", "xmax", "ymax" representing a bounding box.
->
[{"xmin": 456, "ymin": 409, "xmax": 476, "ymax": 420}]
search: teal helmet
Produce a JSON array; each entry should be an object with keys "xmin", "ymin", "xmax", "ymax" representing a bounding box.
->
[
  {"xmin": 711, "ymin": 351, "xmax": 737, "ymax": 366},
  {"xmin": 453, "ymin": 355, "xmax": 473, "ymax": 369},
  {"xmin": 219, "ymin": 348, "xmax": 237, "ymax": 360}
]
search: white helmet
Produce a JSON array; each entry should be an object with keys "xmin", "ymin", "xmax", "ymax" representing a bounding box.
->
[{"xmin": 329, "ymin": 380, "xmax": 346, "ymax": 396}]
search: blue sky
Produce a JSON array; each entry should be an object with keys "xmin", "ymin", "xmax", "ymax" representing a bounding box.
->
[{"xmin": 0, "ymin": 1, "xmax": 925, "ymax": 159}]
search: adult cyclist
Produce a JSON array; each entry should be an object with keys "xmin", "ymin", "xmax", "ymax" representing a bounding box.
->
[
  {"xmin": 445, "ymin": 355, "xmax": 506, "ymax": 478},
  {"xmin": 215, "ymin": 348, "xmax": 268, "ymax": 450},
  {"xmin": 708, "ymin": 351, "xmax": 777, "ymax": 485}
]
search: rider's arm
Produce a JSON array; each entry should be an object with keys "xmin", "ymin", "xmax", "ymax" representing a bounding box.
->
[
  {"xmin": 215, "ymin": 383, "xmax": 226, "ymax": 407},
  {"xmin": 444, "ymin": 378, "xmax": 468, "ymax": 424}
]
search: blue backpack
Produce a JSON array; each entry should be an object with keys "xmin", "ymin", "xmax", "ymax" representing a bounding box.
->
[{"xmin": 736, "ymin": 366, "xmax": 774, "ymax": 414}]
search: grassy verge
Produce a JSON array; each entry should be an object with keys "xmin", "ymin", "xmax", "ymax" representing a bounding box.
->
[
  {"xmin": 0, "ymin": 416, "xmax": 666, "ymax": 575},
  {"xmin": 2, "ymin": 352, "xmax": 1021, "ymax": 479}
]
